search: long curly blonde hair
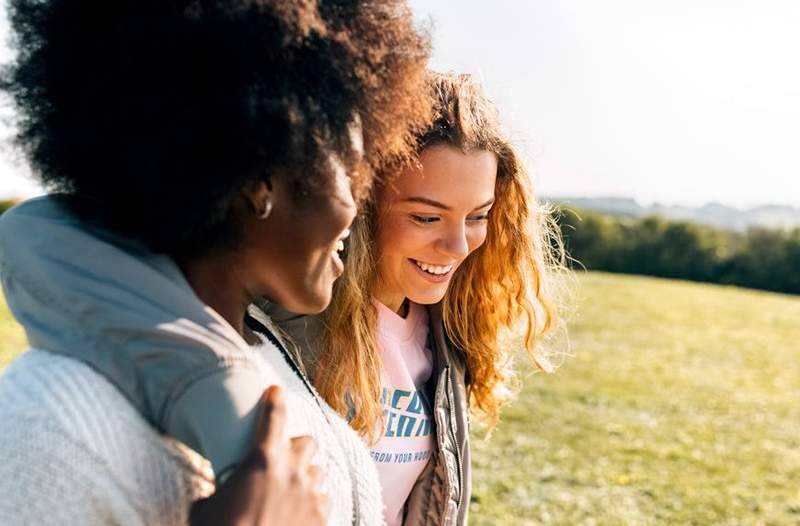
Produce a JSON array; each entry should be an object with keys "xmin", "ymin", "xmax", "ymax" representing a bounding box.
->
[{"xmin": 317, "ymin": 72, "xmax": 566, "ymax": 442}]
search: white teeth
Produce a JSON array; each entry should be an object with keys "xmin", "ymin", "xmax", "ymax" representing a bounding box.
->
[
  {"xmin": 334, "ymin": 229, "xmax": 350, "ymax": 255},
  {"xmin": 414, "ymin": 260, "xmax": 453, "ymax": 275}
]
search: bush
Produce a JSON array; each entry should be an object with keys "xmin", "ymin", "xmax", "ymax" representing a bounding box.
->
[{"xmin": 557, "ymin": 206, "xmax": 800, "ymax": 295}]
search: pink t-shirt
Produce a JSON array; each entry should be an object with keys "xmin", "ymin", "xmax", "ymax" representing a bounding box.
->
[{"xmin": 370, "ymin": 300, "xmax": 435, "ymax": 526}]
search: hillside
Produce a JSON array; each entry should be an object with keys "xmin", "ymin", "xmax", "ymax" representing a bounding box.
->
[
  {"xmin": 548, "ymin": 196, "xmax": 800, "ymax": 231},
  {"xmin": 2, "ymin": 274, "xmax": 799, "ymax": 524}
]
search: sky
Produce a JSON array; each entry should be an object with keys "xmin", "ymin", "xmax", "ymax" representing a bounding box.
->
[
  {"xmin": 410, "ymin": 0, "xmax": 800, "ymax": 208},
  {"xmin": 1, "ymin": 0, "xmax": 799, "ymax": 208}
]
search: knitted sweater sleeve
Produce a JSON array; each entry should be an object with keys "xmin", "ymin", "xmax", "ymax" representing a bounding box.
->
[
  {"xmin": 0, "ymin": 416, "xmax": 146, "ymax": 526},
  {"xmin": 0, "ymin": 350, "xmax": 215, "ymax": 526}
]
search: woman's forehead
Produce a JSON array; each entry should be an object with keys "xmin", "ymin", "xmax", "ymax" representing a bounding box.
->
[{"xmin": 384, "ymin": 146, "xmax": 497, "ymax": 207}]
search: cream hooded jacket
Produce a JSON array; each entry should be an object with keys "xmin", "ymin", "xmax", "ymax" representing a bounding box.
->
[{"xmin": 0, "ymin": 196, "xmax": 382, "ymax": 525}]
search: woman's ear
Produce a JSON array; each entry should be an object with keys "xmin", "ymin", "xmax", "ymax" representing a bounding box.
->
[{"xmin": 241, "ymin": 178, "xmax": 274, "ymax": 219}]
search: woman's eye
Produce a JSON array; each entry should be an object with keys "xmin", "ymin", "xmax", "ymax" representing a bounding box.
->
[
  {"xmin": 410, "ymin": 214, "xmax": 440, "ymax": 224},
  {"xmin": 467, "ymin": 214, "xmax": 490, "ymax": 222}
]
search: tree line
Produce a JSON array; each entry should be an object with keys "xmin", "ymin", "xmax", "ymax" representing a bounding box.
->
[
  {"xmin": 557, "ymin": 208, "xmax": 800, "ymax": 295},
  {"xmin": 2, "ymin": 198, "xmax": 798, "ymax": 295}
]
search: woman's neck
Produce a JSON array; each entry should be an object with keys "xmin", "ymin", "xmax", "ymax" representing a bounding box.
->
[
  {"xmin": 179, "ymin": 251, "xmax": 253, "ymax": 338},
  {"xmin": 373, "ymin": 289, "xmax": 409, "ymax": 317}
]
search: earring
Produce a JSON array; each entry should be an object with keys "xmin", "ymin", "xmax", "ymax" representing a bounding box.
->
[{"xmin": 258, "ymin": 200, "xmax": 273, "ymax": 219}]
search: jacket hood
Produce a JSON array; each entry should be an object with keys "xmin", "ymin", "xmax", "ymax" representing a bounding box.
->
[{"xmin": 0, "ymin": 196, "xmax": 252, "ymax": 427}]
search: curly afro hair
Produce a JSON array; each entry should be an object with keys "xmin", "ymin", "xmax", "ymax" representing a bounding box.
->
[{"xmin": 2, "ymin": 0, "xmax": 431, "ymax": 256}]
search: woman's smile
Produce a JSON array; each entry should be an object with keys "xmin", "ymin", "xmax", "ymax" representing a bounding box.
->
[
  {"xmin": 331, "ymin": 229, "xmax": 351, "ymax": 276},
  {"xmin": 373, "ymin": 146, "xmax": 498, "ymax": 312},
  {"xmin": 409, "ymin": 258, "xmax": 455, "ymax": 283}
]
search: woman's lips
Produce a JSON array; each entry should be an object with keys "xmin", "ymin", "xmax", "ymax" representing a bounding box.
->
[
  {"xmin": 408, "ymin": 258, "xmax": 453, "ymax": 283},
  {"xmin": 330, "ymin": 229, "xmax": 350, "ymax": 276},
  {"xmin": 331, "ymin": 249, "xmax": 344, "ymax": 276}
]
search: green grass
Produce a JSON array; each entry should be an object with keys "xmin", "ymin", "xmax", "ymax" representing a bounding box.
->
[
  {"xmin": 0, "ymin": 289, "xmax": 26, "ymax": 369},
  {"xmin": 469, "ymin": 273, "xmax": 800, "ymax": 525},
  {"xmin": 1, "ymin": 273, "xmax": 799, "ymax": 525}
]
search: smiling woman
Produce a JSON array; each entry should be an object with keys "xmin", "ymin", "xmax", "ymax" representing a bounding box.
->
[
  {"xmin": 263, "ymin": 71, "xmax": 568, "ymax": 526},
  {"xmin": 374, "ymin": 146, "xmax": 498, "ymax": 309},
  {"xmin": 0, "ymin": 0, "xmax": 431, "ymax": 524}
]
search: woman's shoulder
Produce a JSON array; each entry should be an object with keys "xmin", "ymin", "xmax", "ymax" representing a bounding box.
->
[
  {"xmin": 0, "ymin": 349, "xmax": 214, "ymax": 478},
  {"xmin": 1, "ymin": 348, "xmax": 132, "ymax": 416},
  {"xmin": 0, "ymin": 349, "xmax": 214, "ymax": 524},
  {"xmin": 244, "ymin": 313, "xmax": 385, "ymax": 525},
  {"xmin": 248, "ymin": 301, "xmax": 326, "ymax": 380}
]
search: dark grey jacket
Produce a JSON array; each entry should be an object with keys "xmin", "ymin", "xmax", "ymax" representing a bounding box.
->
[{"xmin": 260, "ymin": 301, "xmax": 472, "ymax": 526}]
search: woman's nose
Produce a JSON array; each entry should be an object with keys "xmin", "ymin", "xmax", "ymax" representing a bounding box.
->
[{"xmin": 437, "ymin": 222, "xmax": 470, "ymax": 259}]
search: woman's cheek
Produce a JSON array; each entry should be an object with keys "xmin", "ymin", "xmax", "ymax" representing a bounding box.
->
[
  {"xmin": 397, "ymin": 220, "xmax": 429, "ymax": 247},
  {"xmin": 467, "ymin": 225, "xmax": 489, "ymax": 252},
  {"xmin": 376, "ymin": 215, "xmax": 404, "ymax": 252}
]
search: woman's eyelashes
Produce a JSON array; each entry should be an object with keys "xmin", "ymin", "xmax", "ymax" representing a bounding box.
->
[
  {"xmin": 467, "ymin": 212, "xmax": 490, "ymax": 222},
  {"xmin": 410, "ymin": 214, "xmax": 440, "ymax": 224},
  {"xmin": 409, "ymin": 211, "xmax": 491, "ymax": 225}
]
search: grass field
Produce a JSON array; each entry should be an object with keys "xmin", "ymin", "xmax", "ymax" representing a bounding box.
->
[
  {"xmin": 470, "ymin": 273, "xmax": 800, "ymax": 526},
  {"xmin": 0, "ymin": 289, "xmax": 26, "ymax": 370},
  {"xmin": 1, "ymin": 273, "xmax": 799, "ymax": 525}
]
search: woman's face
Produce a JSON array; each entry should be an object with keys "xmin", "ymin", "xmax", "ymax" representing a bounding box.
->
[
  {"xmin": 374, "ymin": 145, "xmax": 498, "ymax": 312},
  {"xmin": 241, "ymin": 155, "xmax": 358, "ymax": 314}
]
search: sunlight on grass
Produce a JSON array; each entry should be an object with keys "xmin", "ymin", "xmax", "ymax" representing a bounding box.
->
[
  {"xmin": 1, "ymin": 273, "xmax": 798, "ymax": 524},
  {"xmin": 469, "ymin": 273, "xmax": 800, "ymax": 525},
  {"xmin": 0, "ymin": 289, "xmax": 26, "ymax": 369}
]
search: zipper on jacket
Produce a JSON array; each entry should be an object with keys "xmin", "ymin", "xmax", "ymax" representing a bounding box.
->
[
  {"xmin": 445, "ymin": 366, "xmax": 464, "ymax": 521},
  {"xmin": 245, "ymin": 312, "xmax": 360, "ymax": 525},
  {"xmin": 433, "ymin": 365, "xmax": 452, "ymax": 526}
]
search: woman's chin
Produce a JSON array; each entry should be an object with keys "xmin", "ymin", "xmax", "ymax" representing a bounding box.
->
[
  {"xmin": 274, "ymin": 287, "xmax": 331, "ymax": 315},
  {"xmin": 406, "ymin": 288, "xmax": 448, "ymax": 306}
]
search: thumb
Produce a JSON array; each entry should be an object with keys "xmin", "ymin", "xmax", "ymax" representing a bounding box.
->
[{"xmin": 254, "ymin": 385, "xmax": 286, "ymax": 458}]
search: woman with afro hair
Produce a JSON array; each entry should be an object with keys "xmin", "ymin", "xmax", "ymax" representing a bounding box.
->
[{"xmin": 0, "ymin": 0, "xmax": 431, "ymax": 524}]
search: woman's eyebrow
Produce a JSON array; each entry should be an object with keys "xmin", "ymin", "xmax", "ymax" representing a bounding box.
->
[
  {"xmin": 402, "ymin": 196, "xmax": 451, "ymax": 210},
  {"xmin": 473, "ymin": 198, "xmax": 495, "ymax": 210},
  {"xmin": 401, "ymin": 196, "xmax": 495, "ymax": 211}
]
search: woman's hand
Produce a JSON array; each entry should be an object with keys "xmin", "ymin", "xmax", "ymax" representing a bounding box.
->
[{"xmin": 189, "ymin": 386, "xmax": 329, "ymax": 526}]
